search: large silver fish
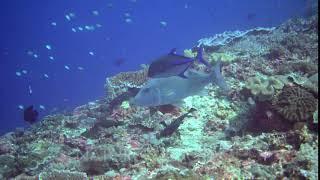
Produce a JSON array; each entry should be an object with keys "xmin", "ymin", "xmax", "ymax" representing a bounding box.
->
[{"xmin": 131, "ymin": 61, "xmax": 229, "ymax": 107}]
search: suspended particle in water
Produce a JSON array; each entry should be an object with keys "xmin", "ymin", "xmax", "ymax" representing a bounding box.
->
[
  {"xmin": 18, "ymin": 105, "xmax": 24, "ymax": 110},
  {"xmin": 107, "ymin": 3, "xmax": 113, "ymax": 8},
  {"xmin": 45, "ymin": 44, "xmax": 52, "ymax": 50},
  {"xmin": 85, "ymin": 25, "xmax": 95, "ymax": 31},
  {"xmin": 43, "ymin": 74, "xmax": 49, "ymax": 78},
  {"xmin": 22, "ymin": 70, "xmax": 28, "ymax": 74},
  {"xmin": 77, "ymin": 66, "xmax": 84, "ymax": 70},
  {"xmin": 65, "ymin": 12, "xmax": 75, "ymax": 21},
  {"xmin": 28, "ymin": 85, "xmax": 32, "ymax": 94},
  {"xmin": 71, "ymin": 28, "xmax": 77, "ymax": 32},
  {"xmin": 160, "ymin": 21, "xmax": 167, "ymax": 27},
  {"xmin": 96, "ymin": 24, "xmax": 102, "ymax": 28},
  {"xmin": 124, "ymin": 13, "xmax": 131, "ymax": 17},
  {"xmin": 92, "ymin": 10, "xmax": 99, "ymax": 16},
  {"xmin": 49, "ymin": 56, "xmax": 54, "ymax": 60},
  {"xmin": 27, "ymin": 50, "xmax": 33, "ymax": 56},
  {"xmin": 39, "ymin": 105, "xmax": 46, "ymax": 110},
  {"xmin": 78, "ymin": 27, "xmax": 84, "ymax": 31},
  {"xmin": 69, "ymin": 13, "xmax": 75, "ymax": 18},
  {"xmin": 125, "ymin": 18, "xmax": 132, "ymax": 23},
  {"xmin": 51, "ymin": 22, "xmax": 57, "ymax": 26},
  {"xmin": 65, "ymin": 14, "xmax": 71, "ymax": 21},
  {"xmin": 33, "ymin": 54, "xmax": 39, "ymax": 58},
  {"xmin": 16, "ymin": 71, "xmax": 22, "ymax": 76},
  {"xmin": 89, "ymin": 51, "xmax": 94, "ymax": 56},
  {"xmin": 64, "ymin": 65, "xmax": 70, "ymax": 70}
]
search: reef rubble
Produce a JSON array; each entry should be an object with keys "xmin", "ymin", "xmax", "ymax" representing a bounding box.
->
[{"xmin": 0, "ymin": 15, "xmax": 318, "ymax": 180}]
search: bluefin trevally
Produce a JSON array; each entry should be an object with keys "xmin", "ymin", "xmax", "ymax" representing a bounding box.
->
[
  {"xmin": 147, "ymin": 46, "xmax": 210, "ymax": 79},
  {"xmin": 131, "ymin": 61, "xmax": 229, "ymax": 107}
]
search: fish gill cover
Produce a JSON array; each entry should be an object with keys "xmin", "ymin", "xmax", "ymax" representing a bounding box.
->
[{"xmin": 0, "ymin": 0, "xmax": 318, "ymax": 179}]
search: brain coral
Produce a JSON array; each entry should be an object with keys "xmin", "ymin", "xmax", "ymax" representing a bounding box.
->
[{"xmin": 272, "ymin": 85, "xmax": 317, "ymax": 122}]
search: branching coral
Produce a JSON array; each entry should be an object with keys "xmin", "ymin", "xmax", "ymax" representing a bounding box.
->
[{"xmin": 272, "ymin": 85, "xmax": 317, "ymax": 122}]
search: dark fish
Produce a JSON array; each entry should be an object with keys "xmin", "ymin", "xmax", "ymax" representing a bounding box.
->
[
  {"xmin": 148, "ymin": 46, "xmax": 210, "ymax": 79},
  {"xmin": 247, "ymin": 13, "xmax": 256, "ymax": 21},
  {"xmin": 23, "ymin": 105, "xmax": 38, "ymax": 124},
  {"xmin": 108, "ymin": 87, "xmax": 140, "ymax": 114},
  {"xmin": 157, "ymin": 108, "xmax": 196, "ymax": 138},
  {"xmin": 81, "ymin": 119, "xmax": 125, "ymax": 138},
  {"xmin": 113, "ymin": 58, "xmax": 126, "ymax": 67}
]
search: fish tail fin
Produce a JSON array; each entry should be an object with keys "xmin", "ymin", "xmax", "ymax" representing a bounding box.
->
[
  {"xmin": 211, "ymin": 58, "xmax": 230, "ymax": 92},
  {"xmin": 196, "ymin": 45, "xmax": 210, "ymax": 67}
]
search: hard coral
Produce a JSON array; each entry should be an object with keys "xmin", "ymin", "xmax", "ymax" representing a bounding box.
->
[
  {"xmin": 247, "ymin": 102, "xmax": 293, "ymax": 133},
  {"xmin": 105, "ymin": 68, "xmax": 148, "ymax": 101},
  {"xmin": 245, "ymin": 74, "xmax": 284, "ymax": 100},
  {"xmin": 272, "ymin": 85, "xmax": 317, "ymax": 122},
  {"xmin": 38, "ymin": 170, "xmax": 88, "ymax": 180},
  {"xmin": 80, "ymin": 144, "xmax": 136, "ymax": 175}
]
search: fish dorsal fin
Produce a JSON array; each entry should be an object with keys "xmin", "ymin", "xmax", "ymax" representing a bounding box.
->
[{"xmin": 169, "ymin": 48, "xmax": 177, "ymax": 55}]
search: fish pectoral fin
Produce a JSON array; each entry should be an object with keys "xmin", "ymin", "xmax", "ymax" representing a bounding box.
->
[{"xmin": 162, "ymin": 88, "xmax": 176, "ymax": 97}]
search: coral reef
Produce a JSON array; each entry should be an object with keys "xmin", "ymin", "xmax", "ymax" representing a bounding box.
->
[{"xmin": 0, "ymin": 14, "xmax": 318, "ymax": 179}]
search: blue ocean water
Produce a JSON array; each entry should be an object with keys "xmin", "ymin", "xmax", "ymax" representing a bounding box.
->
[{"xmin": 0, "ymin": 0, "xmax": 310, "ymax": 134}]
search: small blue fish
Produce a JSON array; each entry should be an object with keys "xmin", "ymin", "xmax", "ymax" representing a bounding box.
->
[{"xmin": 147, "ymin": 46, "xmax": 210, "ymax": 79}]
